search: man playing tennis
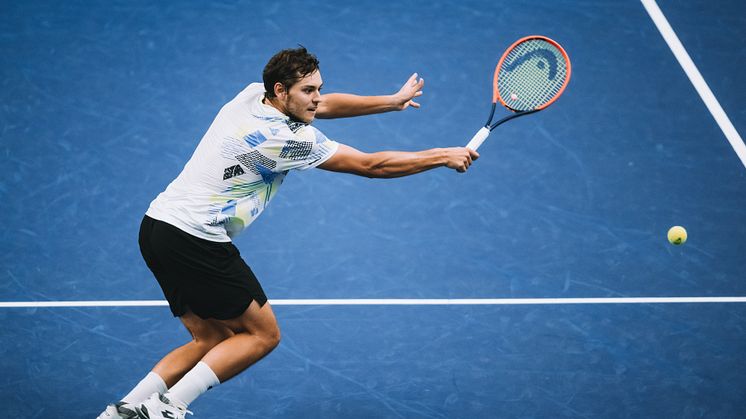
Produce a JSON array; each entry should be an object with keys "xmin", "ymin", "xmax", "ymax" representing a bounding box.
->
[{"xmin": 98, "ymin": 46, "xmax": 478, "ymax": 419}]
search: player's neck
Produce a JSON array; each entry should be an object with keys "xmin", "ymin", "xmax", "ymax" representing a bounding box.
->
[{"xmin": 262, "ymin": 96, "xmax": 286, "ymax": 115}]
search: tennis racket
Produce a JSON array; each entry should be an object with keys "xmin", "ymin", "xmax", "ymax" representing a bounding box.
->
[{"xmin": 465, "ymin": 35, "xmax": 571, "ymax": 151}]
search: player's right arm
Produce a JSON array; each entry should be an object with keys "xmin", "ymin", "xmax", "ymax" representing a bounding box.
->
[{"xmin": 318, "ymin": 144, "xmax": 479, "ymax": 178}]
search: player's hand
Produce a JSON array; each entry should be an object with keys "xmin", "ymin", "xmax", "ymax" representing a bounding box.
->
[
  {"xmin": 443, "ymin": 147, "xmax": 479, "ymax": 173},
  {"xmin": 391, "ymin": 73, "xmax": 425, "ymax": 111}
]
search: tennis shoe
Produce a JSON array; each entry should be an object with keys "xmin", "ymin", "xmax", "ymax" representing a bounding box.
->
[
  {"xmin": 135, "ymin": 392, "xmax": 192, "ymax": 419},
  {"xmin": 96, "ymin": 401, "xmax": 138, "ymax": 419}
]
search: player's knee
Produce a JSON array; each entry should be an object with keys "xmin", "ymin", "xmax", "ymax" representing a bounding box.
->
[{"xmin": 261, "ymin": 325, "xmax": 281, "ymax": 352}]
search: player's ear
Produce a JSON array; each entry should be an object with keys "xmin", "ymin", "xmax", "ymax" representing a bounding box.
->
[{"xmin": 274, "ymin": 82, "xmax": 287, "ymax": 99}]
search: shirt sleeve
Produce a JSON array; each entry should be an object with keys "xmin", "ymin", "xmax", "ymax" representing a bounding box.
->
[{"xmin": 256, "ymin": 125, "xmax": 339, "ymax": 172}]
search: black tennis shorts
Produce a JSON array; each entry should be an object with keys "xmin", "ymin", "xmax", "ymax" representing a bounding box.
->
[{"xmin": 138, "ymin": 215, "xmax": 268, "ymax": 320}]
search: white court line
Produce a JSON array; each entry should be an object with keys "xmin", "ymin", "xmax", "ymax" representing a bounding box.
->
[
  {"xmin": 1, "ymin": 297, "xmax": 746, "ymax": 308},
  {"xmin": 641, "ymin": 0, "xmax": 746, "ymax": 169}
]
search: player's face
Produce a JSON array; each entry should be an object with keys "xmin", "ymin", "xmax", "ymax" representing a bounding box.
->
[{"xmin": 282, "ymin": 70, "xmax": 323, "ymax": 123}]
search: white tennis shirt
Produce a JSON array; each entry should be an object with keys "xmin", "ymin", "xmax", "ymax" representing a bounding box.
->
[{"xmin": 146, "ymin": 83, "xmax": 339, "ymax": 242}]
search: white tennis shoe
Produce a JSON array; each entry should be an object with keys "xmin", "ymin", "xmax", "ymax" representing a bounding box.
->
[
  {"xmin": 135, "ymin": 393, "xmax": 192, "ymax": 419},
  {"xmin": 96, "ymin": 401, "xmax": 138, "ymax": 419}
]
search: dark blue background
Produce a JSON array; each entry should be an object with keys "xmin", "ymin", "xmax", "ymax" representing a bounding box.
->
[{"xmin": 1, "ymin": 0, "xmax": 744, "ymax": 417}]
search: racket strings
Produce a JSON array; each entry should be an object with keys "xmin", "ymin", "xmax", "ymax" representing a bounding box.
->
[{"xmin": 497, "ymin": 39, "xmax": 568, "ymax": 111}]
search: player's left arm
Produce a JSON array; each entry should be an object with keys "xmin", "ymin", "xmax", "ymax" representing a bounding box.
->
[{"xmin": 315, "ymin": 73, "xmax": 424, "ymax": 119}]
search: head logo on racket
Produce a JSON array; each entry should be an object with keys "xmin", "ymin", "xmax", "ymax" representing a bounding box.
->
[{"xmin": 503, "ymin": 48, "xmax": 559, "ymax": 80}]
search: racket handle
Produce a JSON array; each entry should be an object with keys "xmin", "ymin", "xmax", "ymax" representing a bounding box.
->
[{"xmin": 465, "ymin": 127, "xmax": 490, "ymax": 151}]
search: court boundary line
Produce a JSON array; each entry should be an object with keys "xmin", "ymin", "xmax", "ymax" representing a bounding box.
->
[
  {"xmin": 641, "ymin": 0, "xmax": 746, "ymax": 169},
  {"xmin": 1, "ymin": 297, "xmax": 746, "ymax": 308}
]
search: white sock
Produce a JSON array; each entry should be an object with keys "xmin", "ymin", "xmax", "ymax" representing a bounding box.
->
[
  {"xmin": 121, "ymin": 371, "xmax": 168, "ymax": 404},
  {"xmin": 165, "ymin": 361, "xmax": 220, "ymax": 408}
]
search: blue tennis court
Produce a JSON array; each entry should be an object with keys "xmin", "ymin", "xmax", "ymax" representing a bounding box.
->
[{"xmin": 2, "ymin": 0, "xmax": 745, "ymax": 417}]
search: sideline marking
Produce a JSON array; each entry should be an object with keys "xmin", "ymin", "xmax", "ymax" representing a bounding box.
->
[
  {"xmin": 641, "ymin": 0, "xmax": 746, "ymax": 169},
  {"xmin": 1, "ymin": 297, "xmax": 746, "ymax": 308}
]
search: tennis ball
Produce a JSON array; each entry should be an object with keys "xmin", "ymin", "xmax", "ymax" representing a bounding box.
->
[{"xmin": 667, "ymin": 226, "xmax": 687, "ymax": 245}]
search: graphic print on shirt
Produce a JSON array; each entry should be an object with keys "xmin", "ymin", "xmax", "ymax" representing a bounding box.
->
[
  {"xmin": 223, "ymin": 164, "xmax": 245, "ymax": 180},
  {"xmin": 210, "ymin": 125, "xmax": 289, "ymax": 237},
  {"xmin": 280, "ymin": 140, "xmax": 313, "ymax": 160}
]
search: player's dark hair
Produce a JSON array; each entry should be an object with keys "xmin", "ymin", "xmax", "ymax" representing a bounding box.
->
[{"xmin": 263, "ymin": 46, "xmax": 320, "ymax": 99}]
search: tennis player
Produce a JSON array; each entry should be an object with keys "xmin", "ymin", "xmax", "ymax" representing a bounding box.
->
[{"xmin": 98, "ymin": 46, "xmax": 478, "ymax": 419}]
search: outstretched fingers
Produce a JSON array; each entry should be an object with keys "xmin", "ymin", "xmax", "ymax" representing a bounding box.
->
[{"xmin": 395, "ymin": 73, "xmax": 425, "ymax": 110}]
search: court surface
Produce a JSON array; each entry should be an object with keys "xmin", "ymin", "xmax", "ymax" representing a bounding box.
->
[{"xmin": 1, "ymin": 0, "xmax": 745, "ymax": 417}]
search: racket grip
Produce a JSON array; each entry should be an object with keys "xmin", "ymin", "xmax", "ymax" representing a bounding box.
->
[{"xmin": 465, "ymin": 127, "xmax": 490, "ymax": 151}]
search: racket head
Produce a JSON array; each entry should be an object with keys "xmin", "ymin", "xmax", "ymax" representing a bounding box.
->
[{"xmin": 492, "ymin": 36, "xmax": 572, "ymax": 112}]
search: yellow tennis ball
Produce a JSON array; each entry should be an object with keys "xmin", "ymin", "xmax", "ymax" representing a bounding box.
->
[{"xmin": 667, "ymin": 226, "xmax": 687, "ymax": 245}]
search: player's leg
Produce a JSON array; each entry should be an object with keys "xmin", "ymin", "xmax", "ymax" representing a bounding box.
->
[
  {"xmin": 202, "ymin": 299, "xmax": 281, "ymax": 381},
  {"xmin": 138, "ymin": 300, "xmax": 280, "ymax": 417},
  {"xmin": 97, "ymin": 312, "xmax": 235, "ymax": 418},
  {"xmin": 152, "ymin": 311, "xmax": 235, "ymax": 386}
]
